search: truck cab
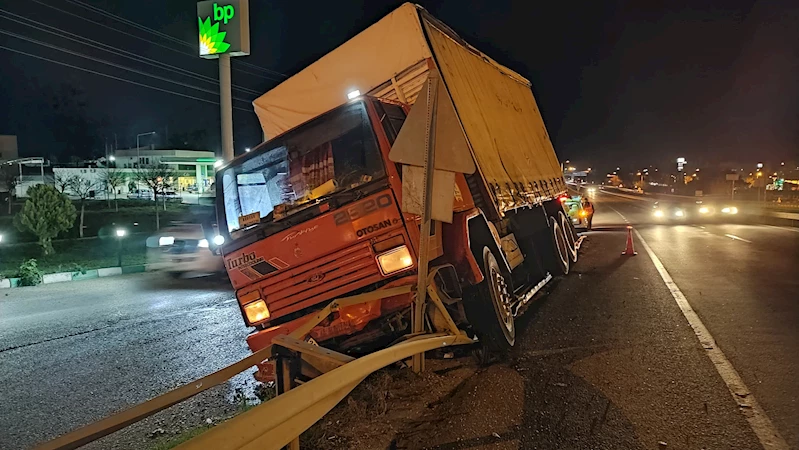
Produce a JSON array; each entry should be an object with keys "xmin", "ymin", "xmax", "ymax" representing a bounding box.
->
[{"xmin": 215, "ymin": 3, "xmax": 579, "ymax": 382}]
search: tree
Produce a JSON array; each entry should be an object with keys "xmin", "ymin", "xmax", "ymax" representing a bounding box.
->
[
  {"xmin": 100, "ymin": 169, "xmax": 126, "ymax": 212},
  {"xmin": 54, "ymin": 172, "xmax": 71, "ymax": 193},
  {"xmin": 0, "ymin": 164, "xmax": 19, "ymax": 215},
  {"xmin": 14, "ymin": 184, "xmax": 76, "ymax": 256},
  {"xmin": 136, "ymin": 164, "xmax": 176, "ymax": 230},
  {"xmin": 67, "ymin": 175, "xmax": 102, "ymax": 238}
]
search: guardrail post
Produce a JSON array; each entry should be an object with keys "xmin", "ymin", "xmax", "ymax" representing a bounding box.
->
[{"xmin": 275, "ymin": 350, "xmax": 301, "ymax": 450}]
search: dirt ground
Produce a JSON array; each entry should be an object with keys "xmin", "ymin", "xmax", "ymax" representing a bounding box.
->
[{"xmin": 301, "ymin": 352, "xmax": 525, "ymax": 450}]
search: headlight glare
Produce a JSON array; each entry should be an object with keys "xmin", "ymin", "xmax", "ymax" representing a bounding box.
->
[
  {"xmin": 699, "ymin": 207, "xmax": 709, "ymax": 214},
  {"xmin": 213, "ymin": 235, "xmax": 225, "ymax": 246},
  {"xmin": 675, "ymin": 210, "xmax": 685, "ymax": 217},
  {"xmin": 198, "ymin": 239, "xmax": 209, "ymax": 248},
  {"xmin": 654, "ymin": 210, "xmax": 664, "ymax": 218},
  {"xmin": 159, "ymin": 236, "xmax": 175, "ymax": 246},
  {"xmin": 377, "ymin": 245, "xmax": 413, "ymax": 276},
  {"xmin": 243, "ymin": 299, "xmax": 270, "ymax": 324}
]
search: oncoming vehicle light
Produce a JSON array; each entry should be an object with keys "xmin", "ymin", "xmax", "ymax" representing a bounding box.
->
[
  {"xmin": 198, "ymin": 239, "xmax": 209, "ymax": 248},
  {"xmin": 213, "ymin": 235, "xmax": 225, "ymax": 246},
  {"xmin": 243, "ymin": 300, "xmax": 270, "ymax": 324},
  {"xmin": 159, "ymin": 236, "xmax": 175, "ymax": 246},
  {"xmin": 377, "ymin": 245, "xmax": 413, "ymax": 276},
  {"xmin": 722, "ymin": 207, "xmax": 738, "ymax": 214},
  {"xmin": 699, "ymin": 206, "xmax": 710, "ymax": 214},
  {"xmin": 653, "ymin": 210, "xmax": 664, "ymax": 218},
  {"xmin": 675, "ymin": 209, "xmax": 685, "ymax": 217}
]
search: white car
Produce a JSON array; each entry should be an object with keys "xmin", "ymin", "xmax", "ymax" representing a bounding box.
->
[
  {"xmin": 147, "ymin": 223, "xmax": 225, "ymax": 277},
  {"xmin": 127, "ymin": 189, "xmax": 154, "ymax": 200}
]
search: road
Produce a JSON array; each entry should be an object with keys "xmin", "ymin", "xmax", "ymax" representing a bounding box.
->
[
  {"xmin": 0, "ymin": 274, "xmax": 251, "ymax": 450},
  {"xmin": 1, "ymin": 192, "xmax": 797, "ymax": 450},
  {"xmin": 589, "ymin": 190, "xmax": 799, "ymax": 448},
  {"xmin": 394, "ymin": 191, "xmax": 798, "ymax": 449}
]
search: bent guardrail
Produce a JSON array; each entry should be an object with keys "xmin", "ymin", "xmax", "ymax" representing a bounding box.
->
[{"xmin": 36, "ymin": 280, "xmax": 473, "ymax": 450}]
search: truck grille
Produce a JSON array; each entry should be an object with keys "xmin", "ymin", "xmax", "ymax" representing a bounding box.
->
[
  {"xmin": 167, "ymin": 240, "xmax": 199, "ymax": 254},
  {"xmin": 259, "ymin": 242, "xmax": 383, "ymax": 318}
]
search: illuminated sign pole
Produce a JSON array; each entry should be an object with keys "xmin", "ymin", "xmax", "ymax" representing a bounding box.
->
[{"xmin": 197, "ymin": 1, "xmax": 250, "ymax": 162}]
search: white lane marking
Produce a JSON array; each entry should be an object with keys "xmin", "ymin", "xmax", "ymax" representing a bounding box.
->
[
  {"xmin": 724, "ymin": 233, "xmax": 753, "ymax": 243},
  {"xmin": 763, "ymin": 225, "xmax": 799, "ymax": 234},
  {"xmin": 634, "ymin": 229, "xmax": 789, "ymax": 450},
  {"xmin": 605, "ymin": 204, "xmax": 631, "ymax": 224}
]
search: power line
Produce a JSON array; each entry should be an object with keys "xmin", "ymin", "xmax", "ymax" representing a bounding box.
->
[
  {"xmin": 0, "ymin": 29, "xmax": 256, "ymax": 104},
  {"xmin": 0, "ymin": 10, "xmax": 263, "ymax": 97},
  {"xmin": 63, "ymin": 0, "xmax": 289, "ymax": 79},
  {"xmin": 0, "ymin": 44, "xmax": 253, "ymax": 113},
  {"xmin": 31, "ymin": 0, "xmax": 286, "ymax": 82}
]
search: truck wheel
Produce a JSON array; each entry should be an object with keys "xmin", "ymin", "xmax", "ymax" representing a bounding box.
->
[
  {"xmin": 463, "ymin": 246, "xmax": 515, "ymax": 353},
  {"xmin": 560, "ymin": 211, "xmax": 578, "ymax": 263},
  {"xmin": 548, "ymin": 216, "xmax": 571, "ymax": 276}
]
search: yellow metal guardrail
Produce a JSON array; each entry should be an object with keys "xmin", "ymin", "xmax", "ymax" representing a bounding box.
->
[{"xmin": 37, "ymin": 279, "xmax": 471, "ymax": 450}]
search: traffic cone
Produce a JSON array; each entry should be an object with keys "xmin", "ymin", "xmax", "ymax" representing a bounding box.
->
[{"xmin": 622, "ymin": 226, "xmax": 637, "ymax": 256}]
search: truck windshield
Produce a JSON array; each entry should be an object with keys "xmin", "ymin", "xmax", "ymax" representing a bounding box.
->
[{"xmin": 220, "ymin": 100, "xmax": 384, "ymax": 234}]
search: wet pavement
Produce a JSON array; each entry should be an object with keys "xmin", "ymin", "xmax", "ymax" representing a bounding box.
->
[{"xmin": 0, "ymin": 274, "xmax": 252, "ymax": 449}]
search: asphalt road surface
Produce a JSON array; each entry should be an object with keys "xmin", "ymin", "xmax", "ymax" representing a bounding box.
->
[
  {"xmin": 1, "ymin": 192, "xmax": 796, "ymax": 450},
  {"xmin": 587, "ymin": 190, "xmax": 799, "ymax": 448},
  {"xmin": 0, "ymin": 274, "xmax": 251, "ymax": 450}
]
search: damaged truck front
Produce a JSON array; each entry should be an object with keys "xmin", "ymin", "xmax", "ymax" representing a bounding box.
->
[{"xmin": 216, "ymin": 3, "xmax": 578, "ymax": 382}]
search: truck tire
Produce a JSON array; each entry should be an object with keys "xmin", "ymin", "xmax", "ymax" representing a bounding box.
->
[
  {"xmin": 548, "ymin": 216, "xmax": 571, "ymax": 276},
  {"xmin": 463, "ymin": 246, "xmax": 515, "ymax": 352},
  {"xmin": 560, "ymin": 211, "xmax": 578, "ymax": 263}
]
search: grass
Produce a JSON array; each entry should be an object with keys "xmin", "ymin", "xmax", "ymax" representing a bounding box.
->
[
  {"xmin": 150, "ymin": 425, "xmax": 212, "ymax": 450},
  {"xmin": 0, "ymin": 234, "xmax": 148, "ymax": 277},
  {"xmin": 1, "ymin": 199, "xmax": 202, "ymax": 244}
]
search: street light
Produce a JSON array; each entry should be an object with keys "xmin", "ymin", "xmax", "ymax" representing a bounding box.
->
[
  {"xmin": 136, "ymin": 131, "xmax": 157, "ymax": 168},
  {"xmin": 115, "ymin": 228, "xmax": 126, "ymax": 267},
  {"xmin": 109, "ymin": 155, "xmax": 116, "ymax": 162},
  {"xmin": 756, "ymin": 162, "xmax": 763, "ymax": 169}
]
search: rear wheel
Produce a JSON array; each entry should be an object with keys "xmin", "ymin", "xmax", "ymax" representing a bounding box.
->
[
  {"xmin": 548, "ymin": 216, "xmax": 571, "ymax": 276},
  {"xmin": 560, "ymin": 211, "xmax": 578, "ymax": 263},
  {"xmin": 463, "ymin": 246, "xmax": 515, "ymax": 353}
]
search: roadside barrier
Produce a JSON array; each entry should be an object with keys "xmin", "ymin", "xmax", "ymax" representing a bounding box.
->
[{"xmin": 36, "ymin": 275, "xmax": 473, "ymax": 450}]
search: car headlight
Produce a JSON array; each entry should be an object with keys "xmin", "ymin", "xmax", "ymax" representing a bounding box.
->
[
  {"xmin": 159, "ymin": 236, "xmax": 175, "ymax": 246},
  {"xmin": 243, "ymin": 299, "xmax": 270, "ymax": 324},
  {"xmin": 213, "ymin": 235, "xmax": 225, "ymax": 246},
  {"xmin": 654, "ymin": 210, "xmax": 664, "ymax": 218},
  {"xmin": 377, "ymin": 245, "xmax": 413, "ymax": 276},
  {"xmin": 675, "ymin": 210, "xmax": 685, "ymax": 217},
  {"xmin": 198, "ymin": 239, "xmax": 209, "ymax": 248},
  {"xmin": 699, "ymin": 207, "xmax": 709, "ymax": 214},
  {"xmin": 721, "ymin": 207, "xmax": 738, "ymax": 214}
]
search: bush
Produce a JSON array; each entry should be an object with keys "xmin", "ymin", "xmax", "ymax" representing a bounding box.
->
[{"xmin": 18, "ymin": 259, "xmax": 43, "ymax": 286}]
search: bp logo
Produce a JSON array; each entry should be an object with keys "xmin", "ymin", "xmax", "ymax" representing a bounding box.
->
[
  {"xmin": 197, "ymin": 0, "xmax": 250, "ymax": 59},
  {"xmin": 198, "ymin": 3, "xmax": 234, "ymax": 55}
]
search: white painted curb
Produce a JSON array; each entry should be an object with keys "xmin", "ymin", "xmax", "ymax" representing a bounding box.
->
[
  {"xmin": 42, "ymin": 272, "xmax": 73, "ymax": 284},
  {"xmin": 97, "ymin": 267, "xmax": 123, "ymax": 277}
]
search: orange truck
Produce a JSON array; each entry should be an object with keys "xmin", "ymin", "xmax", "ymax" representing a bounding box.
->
[{"xmin": 215, "ymin": 3, "xmax": 578, "ymax": 381}]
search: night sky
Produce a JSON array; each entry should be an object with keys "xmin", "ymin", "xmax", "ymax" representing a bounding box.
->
[{"xmin": 1, "ymin": 0, "xmax": 797, "ymax": 174}]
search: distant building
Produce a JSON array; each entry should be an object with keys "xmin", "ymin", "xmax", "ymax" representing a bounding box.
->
[
  {"xmin": 0, "ymin": 135, "xmax": 19, "ymax": 162},
  {"xmin": 112, "ymin": 148, "xmax": 218, "ymax": 193}
]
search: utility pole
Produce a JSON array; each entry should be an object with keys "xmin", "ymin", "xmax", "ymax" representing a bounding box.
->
[{"xmin": 220, "ymin": 53, "xmax": 234, "ymax": 162}]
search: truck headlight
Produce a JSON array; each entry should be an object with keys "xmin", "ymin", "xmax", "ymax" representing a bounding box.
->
[
  {"xmin": 198, "ymin": 239, "xmax": 209, "ymax": 248},
  {"xmin": 721, "ymin": 207, "xmax": 738, "ymax": 214},
  {"xmin": 653, "ymin": 210, "xmax": 664, "ymax": 218},
  {"xmin": 159, "ymin": 236, "xmax": 175, "ymax": 246},
  {"xmin": 243, "ymin": 299, "xmax": 270, "ymax": 324},
  {"xmin": 675, "ymin": 209, "xmax": 685, "ymax": 217},
  {"xmin": 377, "ymin": 245, "xmax": 413, "ymax": 276},
  {"xmin": 213, "ymin": 235, "xmax": 225, "ymax": 246},
  {"xmin": 699, "ymin": 207, "xmax": 710, "ymax": 214}
]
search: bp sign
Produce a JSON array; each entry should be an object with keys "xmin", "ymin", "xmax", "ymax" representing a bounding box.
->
[{"xmin": 197, "ymin": 0, "xmax": 250, "ymax": 58}]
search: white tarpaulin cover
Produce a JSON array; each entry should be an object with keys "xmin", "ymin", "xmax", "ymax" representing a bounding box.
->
[
  {"xmin": 253, "ymin": 3, "xmax": 431, "ymax": 140},
  {"xmin": 252, "ymin": 3, "xmax": 565, "ymax": 211}
]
